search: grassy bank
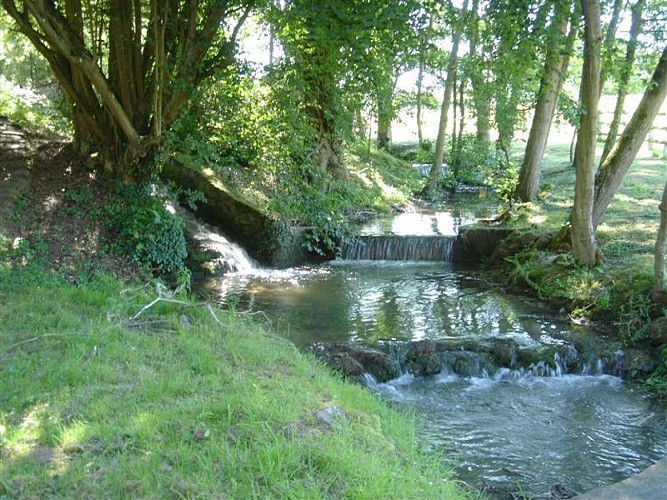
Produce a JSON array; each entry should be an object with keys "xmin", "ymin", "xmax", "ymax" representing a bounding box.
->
[
  {"xmin": 495, "ymin": 141, "xmax": 665, "ymax": 342},
  {"xmin": 0, "ymin": 268, "xmax": 465, "ymax": 499}
]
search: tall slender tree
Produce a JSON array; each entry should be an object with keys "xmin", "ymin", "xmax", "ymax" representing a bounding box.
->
[
  {"xmin": 426, "ymin": 0, "xmax": 469, "ymax": 196},
  {"xmin": 516, "ymin": 1, "xmax": 579, "ymax": 203},
  {"xmin": 600, "ymin": 0, "xmax": 647, "ymax": 164},
  {"xmin": 489, "ymin": 0, "xmax": 549, "ymax": 159},
  {"xmin": 270, "ymin": 0, "xmax": 419, "ymax": 179},
  {"xmin": 570, "ymin": 0, "xmax": 602, "ymax": 266},
  {"xmin": 655, "ymin": 178, "xmax": 667, "ymax": 300},
  {"xmin": 466, "ymin": 0, "xmax": 491, "ymax": 145},
  {"xmin": 593, "ymin": 45, "xmax": 667, "ymax": 229}
]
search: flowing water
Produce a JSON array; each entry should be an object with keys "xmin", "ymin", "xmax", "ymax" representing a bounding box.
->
[{"xmin": 200, "ymin": 202, "xmax": 667, "ymax": 498}]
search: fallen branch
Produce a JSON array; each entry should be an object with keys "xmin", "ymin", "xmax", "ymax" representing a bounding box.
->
[{"xmin": 5, "ymin": 333, "xmax": 78, "ymax": 352}]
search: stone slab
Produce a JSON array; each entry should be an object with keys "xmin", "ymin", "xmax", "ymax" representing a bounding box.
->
[{"xmin": 575, "ymin": 458, "xmax": 667, "ymax": 500}]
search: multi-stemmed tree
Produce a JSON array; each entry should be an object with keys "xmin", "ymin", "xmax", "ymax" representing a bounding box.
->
[{"xmin": 1, "ymin": 0, "xmax": 254, "ymax": 179}]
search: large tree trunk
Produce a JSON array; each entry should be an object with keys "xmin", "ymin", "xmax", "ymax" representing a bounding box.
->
[
  {"xmin": 426, "ymin": 0, "xmax": 468, "ymax": 196},
  {"xmin": 516, "ymin": 2, "xmax": 576, "ymax": 202},
  {"xmin": 571, "ymin": 0, "xmax": 601, "ymax": 267},
  {"xmin": 600, "ymin": 0, "xmax": 646, "ymax": 164},
  {"xmin": 305, "ymin": 62, "xmax": 345, "ymax": 181},
  {"xmin": 592, "ymin": 45, "xmax": 667, "ymax": 228},
  {"xmin": 655, "ymin": 179, "xmax": 667, "ymax": 300},
  {"xmin": 2, "ymin": 0, "xmax": 251, "ymax": 179}
]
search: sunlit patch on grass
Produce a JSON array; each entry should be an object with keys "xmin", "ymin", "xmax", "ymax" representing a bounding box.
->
[
  {"xmin": 56, "ymin": 419, "xmax": 89, "ymax": 449},
  {"xmin": 528, "ymin": 212, "xmax": 546, "ymax": 225}
]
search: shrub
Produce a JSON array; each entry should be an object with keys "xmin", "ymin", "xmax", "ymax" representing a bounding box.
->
[{"xmin": 101, "ymin": 183, "xmax": 187, "ymax": 273}]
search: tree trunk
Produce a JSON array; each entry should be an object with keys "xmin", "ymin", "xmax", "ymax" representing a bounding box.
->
[
  {"xmin": 655, "ymin": 179, "xmax": 667, "ymax": 300},
  {"xmin": 592, "ymin": 45, "xmax": 667, "ymax": 228},
  {"xmin": 516, "ymin": 1, "xmax": 575, "ymax": 202},
  {"xmin": 600, "ymin": 0, "xmax": 646, "ymax": 164},
  {"xmin": 467, "ymin": 0, "xmax": 490, "ymax": 145},
  {"xmin": 416, "ymin": 23, "xmax": 429, "ymax": 147},
  {"xmin": 376, "ymin": 78, "xmax": 396, "ymax": 150},
  {"xmin": 451, "ymin": 70, "xmax": 458, "ymax": 156},
  {"xmin": 2, "ymin": 0, "xmax": 250, "ymax": 179},
  {"xmin": 571, "ymin": 0, "xmax": 601, "ymax": 267},
  {"xmin": 426, "ymin": 0, "xmax": 468, "ymax": 196},
  {"xmin": 452, "ymin": 71, "xmax": 466, "ymax": 178},
  {"xmin": 416, "ymin": 57, "xmax": 425, "ymax": 145}
]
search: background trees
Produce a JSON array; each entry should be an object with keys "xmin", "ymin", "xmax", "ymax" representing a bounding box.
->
[
  {"xmin": 2, "ymin": 0, "xmax": 666, "ymax": 271},
  {"xmin": 267, "ymin": 0, "xmax": 420, "ymax": 182}
]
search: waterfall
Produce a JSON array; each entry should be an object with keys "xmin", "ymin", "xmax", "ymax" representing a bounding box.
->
[
  {"xmin": 340, "ymin": 235, "xmax": 456, "ymax": 261},
  {"xmin": 181, "ymin": 211, "xmax": 257, "ymax": 273}
]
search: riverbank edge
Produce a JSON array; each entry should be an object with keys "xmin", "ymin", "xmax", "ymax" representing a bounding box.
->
[
  {"xmin": 573, "ymin": 457, "xmax": 667, "ymax": 500},
  {"xmin": 0, "ymin": 270, "xmax": 468, "ymax": 498},
  {"xmin": 450, "ymin": 225, "xmax": 667, "ymax": 384}
]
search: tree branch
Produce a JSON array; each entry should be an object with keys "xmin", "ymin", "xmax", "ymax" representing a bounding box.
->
[{"xmin": 22, "ymin": 0, "xmax": 141, "ymax": 146}]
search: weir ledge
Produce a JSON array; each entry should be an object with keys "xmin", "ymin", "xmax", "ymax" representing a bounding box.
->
[{"xmin": 450, "ymin": 226, "xmax": 515, "ymax": 263}]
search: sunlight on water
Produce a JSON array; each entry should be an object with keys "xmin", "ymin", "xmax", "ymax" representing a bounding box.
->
[
  {"xmin": 207, "ymin": 260, "xmax": 667, "ymax": 497},
  {"xmin": 360, "ymin": 210, "xmax": 481, "ymax": 237}
]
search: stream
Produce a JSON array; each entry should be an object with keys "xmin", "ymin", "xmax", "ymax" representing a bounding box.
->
[{"xmin": 195, "ymin": 200, "xmax": 667, "ymax": 498}]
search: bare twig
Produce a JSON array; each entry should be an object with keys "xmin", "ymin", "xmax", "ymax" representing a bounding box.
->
[
  {"xmin": 5, "ymin": 333, "xmax": 78, "ymax": 352},
  {"xmin": 121, "ymin": 319, "xmax": 170, "ymax": 329},
  {"xmin": 206, "ymin": 304, "xmax": 224, "ymax": 327}
]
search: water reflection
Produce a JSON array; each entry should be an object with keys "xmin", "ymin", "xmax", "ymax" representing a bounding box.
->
[
  {"xmin": 216, "ymin": 261, "xmax": 570, "ymax": 348},
  {"xmin": 359, "ymin": 204, "xmax": 493, "ymax": 237},
  {"xmin": 208, "ymin": 260, "xmax": 667, "ymax": 498}
]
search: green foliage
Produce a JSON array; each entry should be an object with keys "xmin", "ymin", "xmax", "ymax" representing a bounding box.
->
[
  {"xmin": 645, "ymin": 346, "xmax": 667, "ymax": 399},
  {"xmin": 556, "ymin": 91, "xmax": 580, "ymax": 128},
  {"xmin": 450, "ymin": 134, "xmax": 498, "ymax": 186},
  {"xmin": 507, "ymin": 250, "xmax": 611, "ymax": 317},
  {"xmin": 97, "ymin": 184, "xmax": 187, "ymax": 273},
  {"xmin": 607, "ymin": 273, "xmax": 654, "ymax": 345},
  {"xmin": 0, "ymin": 82, "xmax": 70, "ymax": 135},
  {"xmin": 0, "ymin": 12, "xmax": 52, "ymax": 87},
  {"xmin": 64, "ymin": 186, "xmax": 94, "ymax": 219},
  {"xmin": 165, "ymin": 65, "xmax": 315, "ymax": 208},
  {"xmin": 489, "ymin": 159, "xmax": 519, "ymax": 205}
]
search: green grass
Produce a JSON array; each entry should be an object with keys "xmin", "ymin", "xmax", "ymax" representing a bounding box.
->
[
  {"xmin": 498, "ymin": 141, "xmax": 665, "ymax": 337},
  {"xmin": 0, "ymin": 84, "xmax": 70, "ymax": 136},
  {"xmin": 515, "ymin": 142, "xmax": 664, "ymax": 270},
  {"xmin": 343, "ymin": 142, "xmax": 425, "ymax": 211},
  {"xmin": 0, "ymin": 268, "xmax": 466, "ymax": 499}
]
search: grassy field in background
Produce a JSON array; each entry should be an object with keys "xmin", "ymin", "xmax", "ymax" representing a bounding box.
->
[
  {"xmin": 491, "ymin": 139, "xmax": 666, "ymax": 337},
  {"xmin": 515, "ymin": 141, "xmax": 664, "ymax": 275}
]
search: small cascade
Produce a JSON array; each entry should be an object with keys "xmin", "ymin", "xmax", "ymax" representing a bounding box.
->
[
  {"xmin": 340, "ymin": 235, "xmax": 456, "ymax": 261},
  {"xmin": 314, "ymin": 339, "xmax": 630, "ymax": 386},
  {"xmin": 182, "ymin": 212, "xmax": 257, "ymax": 273}
]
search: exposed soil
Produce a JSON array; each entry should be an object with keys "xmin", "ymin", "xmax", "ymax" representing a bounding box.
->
[{"xmin": 1, "ymin": 120, "xmax": 139, "ymax": 282}]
